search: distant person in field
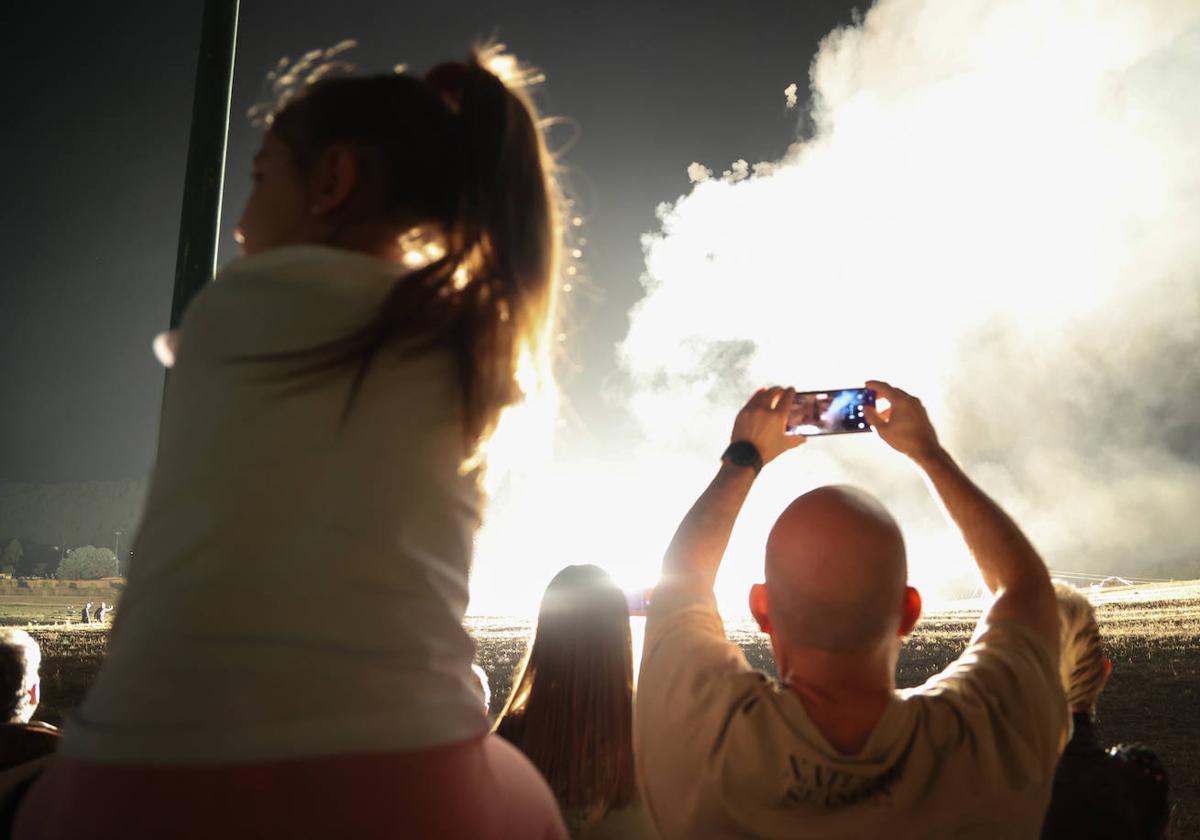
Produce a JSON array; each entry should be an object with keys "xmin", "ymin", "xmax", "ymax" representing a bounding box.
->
[
  {"xmin": 78, "ymin": 604, "xmax": 91, "ymax": 625},
  {"xmin": 15, "ymin": 44, "xmax": 569, "ymax": 840},
  {"xmin": 636, "ymin": 382, "xmax": 1068, "ymax": 839},
  {"xmin": 1041, "ymin": 583, "xmax": 1169, "ymax": 839},
  {"xmin": 0, "ymin": 629, "xmax": 59, "ymax": 772},
  {"xmin": 495, "ymin": 566, "xmax": 659, "ymax": 839},
  {"xmin": 92, "ymin": 604, "xmax": 110, "ymax": 624}
]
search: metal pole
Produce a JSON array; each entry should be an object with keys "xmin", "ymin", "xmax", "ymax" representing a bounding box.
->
[{"xmin": 168, "ymin": 0, "xmax": 240, "ymax": 330}]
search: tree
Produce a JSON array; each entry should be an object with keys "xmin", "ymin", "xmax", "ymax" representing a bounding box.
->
[
  {"xmin": 0, "ymin": 539, "xmax": 21, "ymax": 576},
  {"xmin": 57, "ymin": 546, "xmax": 116, "ymax": 580},
  {"xmin": 17, "ymin": 543, "xmax": 57, "ymax": 578}
]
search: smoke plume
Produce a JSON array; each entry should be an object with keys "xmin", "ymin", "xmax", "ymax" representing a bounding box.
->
[{"xmin": 617, "ymin": 0, "xmax": 1200, "ymax": 607}]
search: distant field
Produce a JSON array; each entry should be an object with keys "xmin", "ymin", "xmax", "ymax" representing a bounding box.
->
[
  {"xmin": 3, "ymin": 581, "xmax": 1197, "ymax": 837},
  {"xmin": 0, "ymin": 599, "xmax": 104, "ymax": 627}
]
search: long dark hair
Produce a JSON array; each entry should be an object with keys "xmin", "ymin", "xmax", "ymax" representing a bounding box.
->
[
  {"xmin": 495, "ymin": 565, "xmax": 637, "ymax": 819},
  {"xmin": 251, "ymin": 46, "xmax": 561, "ymax": 456}
]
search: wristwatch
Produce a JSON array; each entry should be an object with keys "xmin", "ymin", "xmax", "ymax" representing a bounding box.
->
[{"xmin": 721, "ymin": 440, "xmax": 763, "ymax": 475}]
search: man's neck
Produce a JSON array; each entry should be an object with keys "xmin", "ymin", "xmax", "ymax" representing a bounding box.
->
[{"xmin": 776, "ymin": 645, "xmax": 896, "ymax": 756}]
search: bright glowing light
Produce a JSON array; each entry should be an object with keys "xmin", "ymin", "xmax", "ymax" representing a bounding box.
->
[
  {"xmin": 397, "ymin": 227, "xmax": 447, "ymax": 268},
  {"xmin": 487, "ymin": 54, "xmax": 518, "ymax": 81},
  {"xmin": 470, "ymin": 459, "xmax": 687, "ymax": 616},
  {"xmin": 422, "ymin": 241, "xmax": 446, "ymax": 262},
  {"xmin": 479, "ymin": 43, "xmax": 546, "ymax": 89},
  {"xmin": 452, "ymin": 265, "xmax": 470, "ymax": 290},
  {"xmin": 468, "ymin": 347, "xmax": 559, "ymax": 509},
  {"xmin": 468, "ymin": 0, "xmax": 1200, "ymax": 617}
]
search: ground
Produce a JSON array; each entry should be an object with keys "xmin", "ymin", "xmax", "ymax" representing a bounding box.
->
[{"xmin": 4, "ymin": 581, "xmax": 1197, "ymax": 837}]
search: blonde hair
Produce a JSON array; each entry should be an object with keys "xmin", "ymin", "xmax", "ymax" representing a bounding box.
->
[
  {"xmin": 1053, "ymin": 582, "xmax": 1107, "ymax": 712},
  {"xmin": 0, "ymin": 628, "xmax": 41, "ymax": 724}
]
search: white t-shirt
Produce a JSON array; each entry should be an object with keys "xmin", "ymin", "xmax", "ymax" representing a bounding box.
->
[
  {"xmin": 635, "ymin": 586, "xmax": 1068, "ymax": 839},
  {"xmin": 63, "ymin": 245, "xmax": 488, "ymax": 764}
]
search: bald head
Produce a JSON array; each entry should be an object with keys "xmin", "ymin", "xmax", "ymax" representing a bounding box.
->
[{"xmin": 764, "ymin": 486, "xmax": 908, "ymax": 652}]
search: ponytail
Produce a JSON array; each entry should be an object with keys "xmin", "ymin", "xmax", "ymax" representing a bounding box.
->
[
  {"xmin": 427, "ymin": 55, "xmax": 559, "ymax": 453},
  {"xmin": 254, "ymin": 47, "xmax": 561, "ymax": 459}
]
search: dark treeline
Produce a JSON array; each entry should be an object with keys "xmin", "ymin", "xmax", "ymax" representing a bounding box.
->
[{"xmin": 0, "ymin": 481, "xmax": 144, "ymax": 562}]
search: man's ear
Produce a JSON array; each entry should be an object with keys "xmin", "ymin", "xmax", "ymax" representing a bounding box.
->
[
  {"xmin": 309, "ymin": 144, "xmax": 361, "ymax": 216},
  {"xmin": 899, "ymin": 586, "xmax": 922, "ymax": 637},
  {"xmin": 749, "ymin": 583, "xmax": 772, "ymax": 634}
]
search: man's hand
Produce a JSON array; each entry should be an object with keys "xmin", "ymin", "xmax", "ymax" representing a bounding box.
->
[
  {"xmin": 863, "ymin": 380, "xmax": 941, "ymax": 463},
  {"xmin": 660, "ymin": 387, "xmax": 804, "ymax": 596},
  {"xmin": 731, "ymin": 387, "xmax": 806, "ymax": 466},
  {"xmin": 865, "ymin": 381, "xmax": 1058, "ymax": 650}
]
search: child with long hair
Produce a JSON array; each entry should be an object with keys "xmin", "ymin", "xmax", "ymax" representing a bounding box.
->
[
  {"xmin": 14, "ymin": 45, "xmax": 568, "ymax": 839},
  {"xmin": 495, "ymin": 565, "xmax": 658, "ymax": 839},
  {"xmin": 1041, "ymin": 583, "xmax": 1170, "ymax": 839}
]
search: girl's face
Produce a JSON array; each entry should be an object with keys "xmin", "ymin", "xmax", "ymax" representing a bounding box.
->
[{"xmin": 235, "ymin": 132, "xmax": 312, "ymax": 256}]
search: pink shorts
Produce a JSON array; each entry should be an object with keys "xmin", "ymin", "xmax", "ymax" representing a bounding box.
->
[{"xmin": 14, "ymin": 734, "xmax": 567, "ymax": 840}]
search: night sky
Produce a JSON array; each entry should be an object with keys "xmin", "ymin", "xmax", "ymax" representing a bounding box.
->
[{"xmin": 1, "ymin": 0, "xmax": 862, "ymax": 483}]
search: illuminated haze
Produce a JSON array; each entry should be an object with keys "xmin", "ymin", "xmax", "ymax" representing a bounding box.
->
[{"xmin": 471, "ymin": 0, "xmax": 1200, "ymax": 615}]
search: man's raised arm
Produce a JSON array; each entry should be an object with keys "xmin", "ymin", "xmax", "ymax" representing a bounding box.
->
[
  {"xmin": 864, "ymin": 380, "xmax": 1059, "ymax": 651},
  {"xmin": 661, "ymin": 387, "xmax": 805, "ymax": 596}
]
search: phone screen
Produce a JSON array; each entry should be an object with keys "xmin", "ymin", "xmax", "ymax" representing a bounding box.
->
[{"xmin": 786, "ymin": 388, "xmax": 875, "ymax": 436}]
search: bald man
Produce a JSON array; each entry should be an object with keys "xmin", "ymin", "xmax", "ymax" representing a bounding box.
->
[{"xmin": 635, "ymin": 383, "xmax": 1067, "ymax": 839}]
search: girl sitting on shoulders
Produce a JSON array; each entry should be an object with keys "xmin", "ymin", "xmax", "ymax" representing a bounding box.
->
[{"xmin": 16, "ymin": 45, "xmax": 568, "ymax": 840}]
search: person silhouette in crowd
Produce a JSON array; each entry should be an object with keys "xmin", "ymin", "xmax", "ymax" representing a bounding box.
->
[
  {"xmin": 0, "ymin": 629, "xmax": 59, "ymax": 772},
  {"xmin": 636, "ymin": 382, "xmax": 1067, "ymax": 839},
  {"xmin": 92, "ymin": 604, "xmax": 110, "ymax": 624},
  {"xmin": 1041, "ymin": 583, "xmax": 1169, "ymax": 839},
  {"xmin": 496, "ymin": 565, "xmax": 659, "ymax": 839},
  {"xmin": 15, "ymin": 44, "xmax": 569, "ymax": 840},
  {"xmin": 78, "ymin": 604, "xmax": 91, "ymax": 625}
]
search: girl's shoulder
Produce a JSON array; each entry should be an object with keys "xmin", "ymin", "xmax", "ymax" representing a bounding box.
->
[
  {"xmin": 178, "ymin": 245, "xmax": 407, "ymax": 353},
  {"xmin": 214, "ymin": 244, "xmax": 405, "ymax": 295}
]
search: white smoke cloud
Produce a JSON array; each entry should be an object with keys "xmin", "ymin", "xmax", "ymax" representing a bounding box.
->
[
  {"xmin": 784, "ymin": 82, "xmax": 798, "ymax": 109},
  {"xmin": 687, "ymin": 162, "xmax": 713, "ymax": 183},
  {"xmin": 720, "ymin": 159, "xmax": 751, "ymax": 181},
  {"xmin": 617, "ymin": 0, "xmax": 1200, "ymax": 607}
]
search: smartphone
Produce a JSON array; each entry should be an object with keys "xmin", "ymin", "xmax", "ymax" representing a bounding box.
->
[{"xmin": 786, "ymin": 388, "xmax": 875, "ymax": 436}]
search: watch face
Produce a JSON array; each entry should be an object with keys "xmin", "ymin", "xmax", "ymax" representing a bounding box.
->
[
  {"xmin": 730, "ymin": 449, "xmax": 756, "ymax": 466},
  {"xmin": 724, "ymin": 441, "xmax": 762, "ymax": 471}
]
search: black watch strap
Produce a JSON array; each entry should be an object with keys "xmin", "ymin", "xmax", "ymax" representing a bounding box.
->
[{"xmin": 721, "ymin": 440, "xmax": 763, "ymax": 475}]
